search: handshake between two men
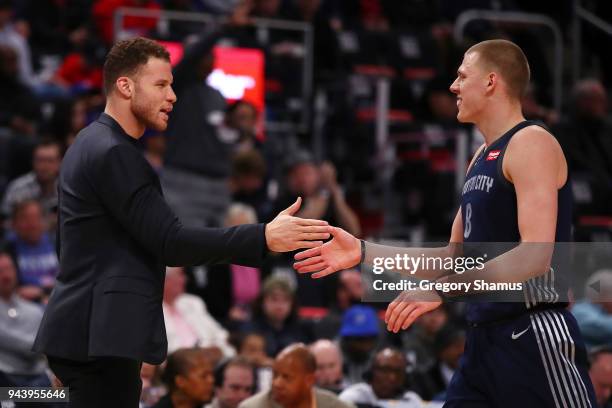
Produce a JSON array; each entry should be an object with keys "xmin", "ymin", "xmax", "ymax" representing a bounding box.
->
[{"xmin": 271, "ymin": 202, "xmax": 441, "ymax": 335}]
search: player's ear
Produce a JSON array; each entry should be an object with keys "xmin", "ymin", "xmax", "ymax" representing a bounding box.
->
[
  {"xmin": 485, "ymin": 72, "xmax": 497, "ymax": 94},
  {"xmin": 115, "ymin": 76, "xmax": 133, "ymax": 99}
]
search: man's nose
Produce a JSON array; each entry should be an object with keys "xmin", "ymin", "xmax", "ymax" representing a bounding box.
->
[{"xmin": 168, "ymin": 86, "xmax": 177, "ymax": 103}]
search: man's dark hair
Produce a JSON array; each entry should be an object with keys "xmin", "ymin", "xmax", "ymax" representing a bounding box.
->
[
  {"xmin": 103, "ymin": 37, "xmax": 170, "ymax": 95},
  {"xmin": 34, "ymin": 138, "xmax": 63, "ymax": 155},
  {"xmin": 11, "ymin": 199, "xmax": 42, "ymax": 221},
  {"xmin": 161, "ymin": 348, "xmax": 208, "ymax": 391},
  {"xmin": 252, "ymin": 276, "xmax": 299, "ymax": 324},
  {"xmin": 232, "ymin": 150, "xmax": 267, "ymax": 179},
  {"xmin": 227, "ymin": 100, "xmax": 257, "ymax": 118},
  {"xmin": 588, "ymin": 345, "xmax": 612, "ymax": 368},
  {"xmin": 214, "ymin": 356, "xmax": 256, "ymax": 389}
]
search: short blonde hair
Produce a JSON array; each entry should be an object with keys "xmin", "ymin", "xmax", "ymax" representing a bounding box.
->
[{"xmin": 466, "ymin": 39, "xmax": 530, "ymax": 99}]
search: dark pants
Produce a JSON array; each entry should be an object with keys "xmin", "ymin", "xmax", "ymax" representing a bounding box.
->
[
  {"xmin": 443, "ymin": 309, "xmax": 597, "ymax": 407},
  {"xmin": 47, "ymin": 355, "xmax": 142, "ymax": 408}
]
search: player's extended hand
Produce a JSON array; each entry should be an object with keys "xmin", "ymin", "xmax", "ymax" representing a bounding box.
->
[
  {"xmin": 293, "ymin": 226, "xmax": 361, "ymax": 278},
  {"xmin": 385, "ymin": 290, "xmax": 442, "ymax": 333},
  {"xmin": 265, "ymin": 197, "xmax": 331, "ymax": 252}
]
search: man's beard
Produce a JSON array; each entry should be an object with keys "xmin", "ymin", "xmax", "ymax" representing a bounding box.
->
[{"xmin": 132, "ymin": 96, "xmax": 166, "ymax": 132}]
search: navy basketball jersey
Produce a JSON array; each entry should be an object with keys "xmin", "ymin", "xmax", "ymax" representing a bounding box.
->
[{"xmin": 460, "ymin": 120, "xmax": 573, "ymax": 323}]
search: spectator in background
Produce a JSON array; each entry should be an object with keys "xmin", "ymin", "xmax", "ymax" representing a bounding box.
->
[
  {"xmin": 51, "ymin": 44, "xmax": 104, "ymax": 96},
  {"xmin": 0, "ymin": 250, "xmax": 50, "ymax": 388},
  {"xmin": 521, "ymin": 83, "xmax": 559, "ymax": 126},
  {"xmin": 243, "ymin": 276, "xmax": 312, "ymax": 357},
  {"xmin": 399, "ymin": 304, "xmax": 449, "ymax": 372},
  {"xmin": 0, "ymin": 0, "xmax": 35, "ymax": 87},
  {"xmin": 314, "ymin": 269, "xmax": 363, "ymax": 339},
  {"xmin": 553, "ymin": 79, "xmax": 612, "ymax": 216},
  {"xmin": 47, "ymin": 97, "xmax": 89, "ymax": 147},
  {"xmin": 1, "ymin": 139, "xmax": 61, "ymax": 221},
  {"xmin": 238, "ymin": 343, "xmax": 354, "ymax": 408},
  {"xmin": 163, "ymin": 266, "xmax": 236, "ymax": 357},
  {"xmin": 0, "ymin": 44, "xmax": 40, "ymax": 137},
  {"xmin": 412, "ymin": 324, "xmax": 466, "ymax": 401},
  {"xmin": 230, "ymin": 150, "xmax": 273, "ymax": 223},
  {"xmin": 339, "ymin": 305, "xmax": 381, "ymax": 385},
  {"xmin": 201, "ymin": 204, "xmax": 265, "ymax": 323},
  {"xmin": 153, "ymin": 348, "xmax": 215, "ymax": 408},
  {"xmin": 241, "ymin": 275, "xmax": 313, "ymax": 357},
  {"xmin": 238, "ymin": 333, "xmax": 273, "ymax": 368},
  {"xmin": 18, "ymin": 0, "xmax": 94, "ymax": 57},
  {"xmin": 273, "ymin": 150, "xmax": 360, "ymax": 237},
  {"xmin": 589, "ymin": 347, "xmax": 612, "ymax": 408},
  {"xmin": 226, "ymin": 100, "xmax": 260, "ymax": 153},
  {"xmin": 237, "ymin": 333, "xmax": 273, "ymax": 392},
  {"xmin": 572, "ymin": 270, "xmax": 612, "ymax": 349},
  {"xmin": 206, "ymin": 357, "xmax": 256, "ymax": 408},
  {"xmin": 141, "ymin": 362, "xmax": 166, "ymax": 408},
  {"xmin": 310, "ymin": 339, "xmax": 348, "ymax": 394},
  {"xmin": 5, "ymin": 200, "xmax": 59, "ymax": 303},
  {"xmin": 162, "ymin": 16, "xmax": 249, "ymax": 229},
  {"xmin": 339, "ymin": 348, "xmax": 435, "ymax": 408}
]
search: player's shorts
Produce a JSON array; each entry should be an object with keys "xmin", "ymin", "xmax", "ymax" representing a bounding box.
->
[{"xmin": 444, "ymin": 308, "xmax": 597, "ymax": 408}]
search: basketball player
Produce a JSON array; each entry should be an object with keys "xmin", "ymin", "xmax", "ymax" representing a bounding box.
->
[{"xmin": 293, "ymin": 39, "xmax": 598, "ymax": 407}]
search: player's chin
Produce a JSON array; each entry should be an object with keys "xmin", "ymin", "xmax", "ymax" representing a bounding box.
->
[
  {"xmin": 456, "ymin": 111, "xmax": 469, "ymax": 123},
  {"xmin": 148, "ymin": 117, "xmax": 168, "ymax": 131}
]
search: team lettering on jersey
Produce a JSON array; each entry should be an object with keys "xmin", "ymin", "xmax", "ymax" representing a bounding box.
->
[{"xmin": 462, "ymin": 174, "xmax": 494, "ymax": 195}]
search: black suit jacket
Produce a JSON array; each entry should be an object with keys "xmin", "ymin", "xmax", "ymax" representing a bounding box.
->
[{"xmin": 33, "ymin": 113, "xmax": 266, "ymax": 364}]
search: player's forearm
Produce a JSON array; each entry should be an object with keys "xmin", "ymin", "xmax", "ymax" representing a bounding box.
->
[{"xmin": 435, "ymin": 242, "xmax": 553, "ymax": 297}]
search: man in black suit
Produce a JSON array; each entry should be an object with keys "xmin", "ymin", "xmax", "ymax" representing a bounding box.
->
[{"xmin": 32, "ymin": 37, "xmax": 330, "ymax": 408}]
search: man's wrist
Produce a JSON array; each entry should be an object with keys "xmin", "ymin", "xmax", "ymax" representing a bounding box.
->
[{"xmin": 263, "ymin": 223, "xmax": 271, "ymax": 251}]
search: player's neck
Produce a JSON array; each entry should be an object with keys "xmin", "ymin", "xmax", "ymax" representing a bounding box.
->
[
  {"xmin": 104, "ymin": 102, "xmax": 145, "ymax": 139},
  {"xmin": 476, "ymin": 102, "xmax": 525, "ymax": 147}
]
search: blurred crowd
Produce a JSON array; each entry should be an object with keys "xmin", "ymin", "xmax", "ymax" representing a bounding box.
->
[{"xmin": 1, "ymin": 0, "xmax": 612, "ymax": 407}]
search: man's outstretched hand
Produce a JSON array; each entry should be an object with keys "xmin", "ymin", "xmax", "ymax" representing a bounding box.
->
[
  {"xmin": 384, "ymin": 290, "xmax": 442, "ymax": 333},
  {"xmin": 293, "ymin": 226, "xmax": 361, "ymax": 278},
  {"xmin": 265, "ymin": 197, "xmax": 331, "ymax": 252}
]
